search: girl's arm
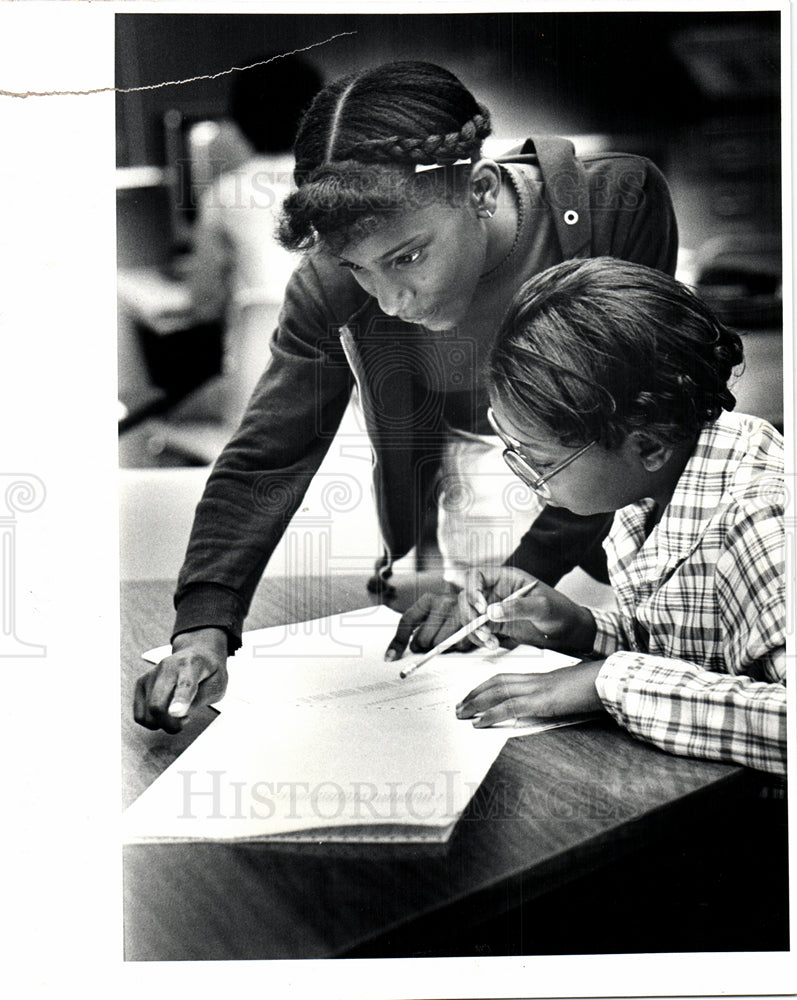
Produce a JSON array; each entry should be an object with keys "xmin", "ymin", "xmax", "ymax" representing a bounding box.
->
[
  {"xmin": 595, "ymin": 650, "xmax": 786, "ymax": 775},
  {"xmin": 172, "ymin": 254, "xmax": 362, "ymax": 652},
  {"xmin": 596, "ymin": 492, "xmax": 787, "ymax": 775}
]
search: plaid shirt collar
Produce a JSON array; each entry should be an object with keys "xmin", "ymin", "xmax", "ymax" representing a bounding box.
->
[{"xmin": 606, "ymin": 413, "xmax": 742, "ymax": 606}]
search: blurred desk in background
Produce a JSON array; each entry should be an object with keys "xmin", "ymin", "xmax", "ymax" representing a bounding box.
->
[{"xmin": 117, "ymin": 266, "xmax": 224, "ymax": 404}]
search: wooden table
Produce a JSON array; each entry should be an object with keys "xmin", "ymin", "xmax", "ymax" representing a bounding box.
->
[{"xmin": 122, "ymin": 575, "xmax": 785, "ymax": 961}]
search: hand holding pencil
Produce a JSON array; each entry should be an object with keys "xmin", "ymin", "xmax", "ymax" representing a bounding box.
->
[
  {"xmin": 398, "ymin": 581, "xmax": 537, "ymax": 678},
  {"xmin": 384, "ymin": 567, "xmax": 599, "ymax": 672}
]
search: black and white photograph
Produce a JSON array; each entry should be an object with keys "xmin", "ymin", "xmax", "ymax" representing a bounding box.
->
[{"xmin": 1, "ymin": 3, "xmax": 793, "ymax": 997}]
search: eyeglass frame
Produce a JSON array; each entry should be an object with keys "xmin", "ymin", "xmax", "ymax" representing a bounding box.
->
[{"xmin": 487, "ymin": 406, "xmax": 596, "ymax": 500}]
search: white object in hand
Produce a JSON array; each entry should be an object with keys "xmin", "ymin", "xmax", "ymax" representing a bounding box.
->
[{"xmin": 399, "ymin": 581, "xmax": 537, "ymax": 679}]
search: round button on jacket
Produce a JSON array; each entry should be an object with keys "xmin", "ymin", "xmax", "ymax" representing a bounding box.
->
[{"xmin": 564, "ymin": 209, "xmax": 579, "ymax": 225}]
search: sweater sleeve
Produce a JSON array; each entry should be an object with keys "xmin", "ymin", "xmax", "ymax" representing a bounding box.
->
[
  {"xmin": 172, "ymin": 254, "xmax": 362, "ymax": 652},
  {"xmin": 505, "ymin": 507, "xmax": 613, "ymax": 585}
]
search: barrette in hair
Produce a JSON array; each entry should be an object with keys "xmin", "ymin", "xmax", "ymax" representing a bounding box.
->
[{"xmin": 414, "ymin": 158, "xmax": 472, "ymax": 174}]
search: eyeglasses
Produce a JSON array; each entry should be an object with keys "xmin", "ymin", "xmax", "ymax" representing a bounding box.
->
[{"xmin": 487, "ymin": 406, "xmax": 596, "ymax": 501}]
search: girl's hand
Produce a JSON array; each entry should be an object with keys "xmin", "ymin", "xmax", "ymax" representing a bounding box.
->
[
  {"xmin": 456, "ymin": 659, "xmax": 606, "ymax": 727},
  {"xmin": 462, "ymin": 567, "xmax": 597, "ymax": 656},
  {"xmin": 384, "ymin": 591, "xmax": 475, "ymax": 661},
  {"xmin": 133, "ymin": 628, "xmax": 229, "ymax": 733}
]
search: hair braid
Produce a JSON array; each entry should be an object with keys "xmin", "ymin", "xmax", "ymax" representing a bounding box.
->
[
  {"xmin": 281, "ymin": 62, "xmax": 493, "ymax": 251},
  {"xmin": 340, "ymin": 110, "xmax": 491, "ymax": 165}
]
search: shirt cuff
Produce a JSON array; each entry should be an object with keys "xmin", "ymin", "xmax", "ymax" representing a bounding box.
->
[
  {"xmin": 595, "ymin": 650, "xmax": 640, "ymax": 711},
  {"xmin": 589, "ymin": 608, "xmax": 625, "ymax": 658},
  {"xmin": 172, "ymin": 583, "xmax": 247, "ymax": 655}
]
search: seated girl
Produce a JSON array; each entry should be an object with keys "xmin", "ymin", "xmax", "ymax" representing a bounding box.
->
[{"xmin": 386, "ymin": 257, "xmax": 786, "ymax": 775}]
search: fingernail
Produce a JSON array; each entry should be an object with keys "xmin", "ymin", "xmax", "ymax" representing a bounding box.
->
[
  {"xmin": 486, "ymin": 602, "xmax": 505, "ymax": 621},
  {"xmin": 486, "ymin": 636, "xmax": 499, "ymax": 651},
  {"xmin": 474, "ymin": 627, "xmax": 490, "ymax": 643},
  {"xmin": 474, "ymin": 592, "xmax": 487, "ymax": 613},
  {"xmin": 168, "ymin": 702, "xmax": 188, "ymax": 718},
  {"xmin": 384, "ymin": 648, "xmax": 397, "ymax": 662}
]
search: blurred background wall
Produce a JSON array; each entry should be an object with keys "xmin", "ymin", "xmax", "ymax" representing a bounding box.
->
[{"xmin": 116, "ymin": 11, "xmax": 779, "ymax": 165}]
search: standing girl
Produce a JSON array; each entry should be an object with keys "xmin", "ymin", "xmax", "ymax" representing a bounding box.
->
[{"xmin": 134, "ymin": 61, "xmax": 678, "ymax": 732}]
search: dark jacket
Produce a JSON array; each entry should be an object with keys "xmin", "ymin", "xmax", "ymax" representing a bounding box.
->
[{"xmin": 173, "ymin": 138, "xmax": 679, "ymax": 652}]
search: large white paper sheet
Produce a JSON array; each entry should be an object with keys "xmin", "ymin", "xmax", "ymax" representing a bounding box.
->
[
  {"xmin": 122, "ymin": 698, "xmax": 510, "ymax": 843},
  {"xmin": 127, "ymin": 606, "xmax": 586, "ymax": 842}
]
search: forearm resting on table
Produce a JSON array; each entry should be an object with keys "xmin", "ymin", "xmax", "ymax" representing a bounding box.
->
[{"xmin": 595, "ymin": 651, "xmax": 788, "ymax": 775}]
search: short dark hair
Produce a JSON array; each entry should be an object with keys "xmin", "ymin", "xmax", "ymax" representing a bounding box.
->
[
  {"xmin": 229, "ymin": 54, "xmax": 322, "ymax": 154},
  {"xmin": 489, "ymin": 257, "xmax": 745, "ymax": 448},
  {"xmin": 278, "ymin": 61, "xmax": 491, "ymax": 252}
]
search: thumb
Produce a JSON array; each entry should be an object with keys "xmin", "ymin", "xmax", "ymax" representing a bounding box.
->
[
  {"xmin": 168, "ymin": 657, "xmax": 213, "ymax": 717},
  {"xmin": 486, "ymin": 595, "xmax": 534, "ymax": 623},
  {"xmin": 486, "ymin": 601, "xmax": 508, "ymax": 622}
]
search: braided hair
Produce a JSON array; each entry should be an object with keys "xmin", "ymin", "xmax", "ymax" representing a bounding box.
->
[
  {"xmin": 490, "ymin": 258, "xmax": 745, "ymax": 449},
  {"xmin": 278, "ymin": 61, "xmax": 492, "ymax": 252}
]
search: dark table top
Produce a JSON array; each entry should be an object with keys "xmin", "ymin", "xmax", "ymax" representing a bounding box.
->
[{"xmin": 122, "ymin": 574, "xmax": 747, "ymax": 961}]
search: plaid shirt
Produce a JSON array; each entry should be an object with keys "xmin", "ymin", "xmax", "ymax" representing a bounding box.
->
[{"xmin": 591, "ymin": 412, "xmax": 786, "ymax": 775}]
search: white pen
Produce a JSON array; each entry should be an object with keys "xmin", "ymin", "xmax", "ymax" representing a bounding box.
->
[{"xmin": 399, "ymin": 580, "xmax": 538, "ymax": 679}]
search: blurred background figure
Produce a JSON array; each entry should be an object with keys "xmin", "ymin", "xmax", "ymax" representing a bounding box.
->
[
  {"xmin": 118, "ymin": 53, "xmax": 322, "ymax": 465},
  {"xmin": 186, "ymin": 53, "xmax": 323, "ymax": 326},
  {"xmin": 174, "ymin": 53, "xmax": 323, "ymax": 454}
]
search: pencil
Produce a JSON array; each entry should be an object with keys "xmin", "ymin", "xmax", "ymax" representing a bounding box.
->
[{"xmin": 399, "ymin": 580, "xmax": 538, "ymax": 679}]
